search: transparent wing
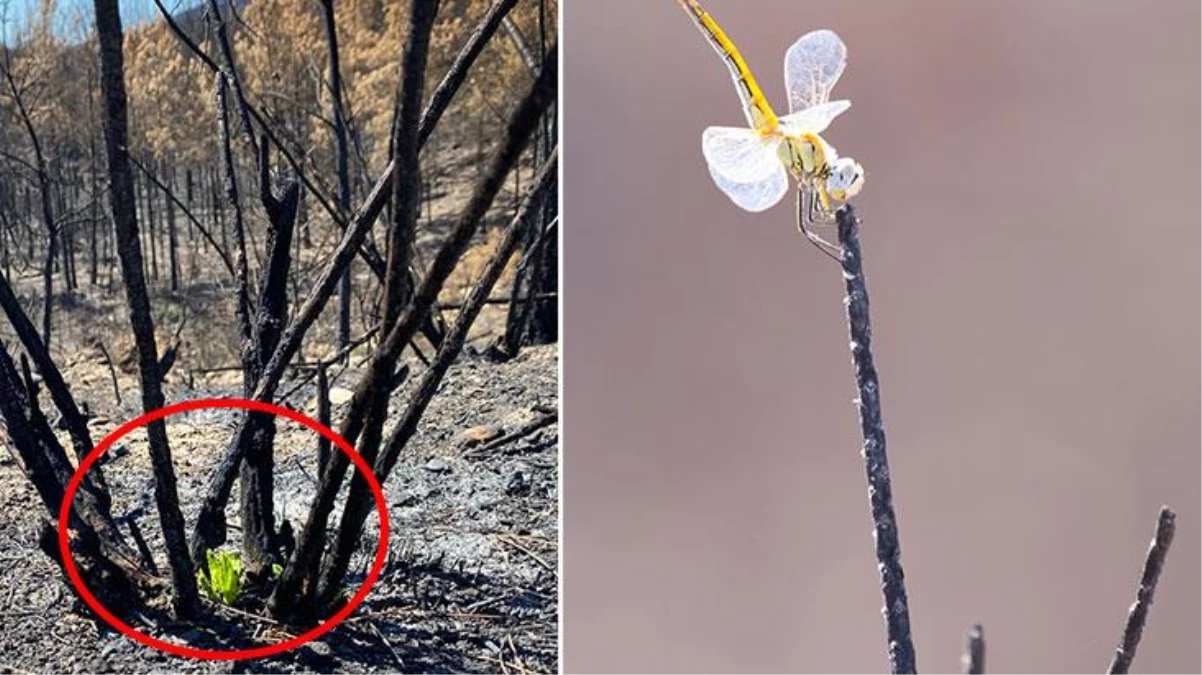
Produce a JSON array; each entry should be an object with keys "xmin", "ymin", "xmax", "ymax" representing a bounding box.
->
[
  {"xmin": 784, "ymin": 29, "xmax": 847, "ymax": 113},
  {"xmin": 778, "ymin": 100, "xmax": 851, "ymax": 135},
  {"xmin": 701, "ymin": 126, "xmax": 781, "ymax": 183},
  {"xmin": 707, "ymin": 161, "xmax": 788, "ymax": 212}
]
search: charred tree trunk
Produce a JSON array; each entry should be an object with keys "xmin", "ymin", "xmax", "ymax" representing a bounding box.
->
[
  {"xmin": 165, "ymin": 168, "xmax": 180, "ymax": 292},
  {"xmin": 184, "ymin": 168, "xmax": 195, "ymax": 242},
  {"xmin": 93, "ymin": 0, "xmax": 198, "ymax": 613},
  {"xmin": 382, "ymin": 0, "xmax": 438, "ymax": 333},
  {"xmin": 239, "ymin": 140, "xmax": 299, "ymax": 579},
  {"xmin": 89, "ymin": 130, "xmax": 99, "ymax": 286},
  {"xmin": 211, "ymin": 165, "xmax": 226, "ymax": 253},
  {"xmin": 145, "ymin": 166, "xmax": 159, "ymax": 282},
  {"xmin": 214, "ymin": 73, "xmax": 255, "ymax": 379},
  {"xmin": 319, "ymin": 0, "xmax": 354, "ymax": 352},
  {"xmin": 62, "ymin": 179, "xmax": 78, "ymax": 294},
  {"xmin": 1, "ymin": 210, "xmax": 10, "ymax": 281},
  {"xmin": 500, "ymin": 175, "xmax": 558, "ymax": 356},
  {"xmin": 528, "ymin": 214, "xmax": 557, "ymax": 342}
]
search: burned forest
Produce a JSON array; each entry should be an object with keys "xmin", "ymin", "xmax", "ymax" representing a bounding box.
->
[{"xmin": 0, "ymin": 0, "xmax": 558, "ymax": 671}]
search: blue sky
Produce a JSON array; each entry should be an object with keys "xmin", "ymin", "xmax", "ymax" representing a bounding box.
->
[{"xmin": 2, "ymin": 0, "xmax": 198, "ymax": 43}]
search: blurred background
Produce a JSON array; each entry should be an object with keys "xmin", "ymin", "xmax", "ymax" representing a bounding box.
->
[{"xmin": 561, "ymin": 1, "xmax": 1200, "ymax": 672}]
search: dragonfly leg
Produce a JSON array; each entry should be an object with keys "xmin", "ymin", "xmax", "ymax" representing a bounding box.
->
[
  {"xmin": 796, "ymin": 187, "xmax": 842, "ymax": 261},
  {"xmin": 808, "ymin": 182, "xmax": 838, "ymax": 226}
]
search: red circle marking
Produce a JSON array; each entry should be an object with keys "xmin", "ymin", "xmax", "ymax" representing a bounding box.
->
[{"xmin": 57, "ymin": 397, "xmax": 390, "ymax": 660}]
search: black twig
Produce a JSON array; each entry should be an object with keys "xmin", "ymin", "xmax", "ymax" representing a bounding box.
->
[
  {"xmin": 962, "ymin": 623, "xmax": 984, "ymax": 674},
  {"xmin": 1106, "ymin": 506, "xmax": 1176, "ymax": 674},
  {"xmin": 836, "ymin": 205, "xmax": 916, "ymax": 674},
  {"xmin": 94, "ymin": 341, "xmax": 122, "ymax": 405},
  {"xmin": 124, "ymin": 517, "xmax": 158, "ymax": 574}
]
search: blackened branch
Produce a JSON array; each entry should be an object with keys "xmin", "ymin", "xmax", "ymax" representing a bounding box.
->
[
  {"xmin": 837, "ymin": 205, "xmax": 917, "ymax": 674},
  {"xmin": 1107, "ymin": 506, "xmax": 1176, "ymax": 674}
]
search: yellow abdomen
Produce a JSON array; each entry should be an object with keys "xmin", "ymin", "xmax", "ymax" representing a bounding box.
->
[{"xmin": 678, "ymin": 0, "xmax": 780, "ymax": 134}]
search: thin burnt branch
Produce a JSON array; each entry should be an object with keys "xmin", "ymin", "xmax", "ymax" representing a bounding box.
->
[
  {"xmin": 316, "ymin": 362, "xmax": 331, "ymax": 476},
  {"xmin": 1107, "ymin": 506, "xmax": 1176, "ymax": 674},
  {"xmin": 95, "ymin": 340, "xmax": 122, "ymax": 405},
  {"xmin": 317, "ymin": 0, "xmax": 355, "ymax": 350},
  {"xmin": 204, "ymin": 0, "xmax": 256, "ymax": 149},
  {"xmin": 837, "ymin": 205, "xmax": 916, "ymax": 674},
  {"xmin": 215, "ymin": 73, "xmax": 255, "ymax": 372}
]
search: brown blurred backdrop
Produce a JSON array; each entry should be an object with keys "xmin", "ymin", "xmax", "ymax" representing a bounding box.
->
[{"xmin": 561, "ymin": 0, "xmax": 1200, "ymax": 672}]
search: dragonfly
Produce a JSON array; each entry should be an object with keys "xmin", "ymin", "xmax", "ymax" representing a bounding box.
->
[{"xmin": 677, "ymin": 0, "xmax": 864, "ymax": 257}]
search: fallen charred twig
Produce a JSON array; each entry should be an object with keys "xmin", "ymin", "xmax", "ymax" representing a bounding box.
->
[
  {"xmin": 271, "ymin": 326, "xmax": 379, "ymax": 404},
  {"xmin": 437, "ymin": 292, "xmax": 557, "ymax": 312},
  {"xmin": 465, "ymin": 411, "xmax": 558, "ymax": 457},
  {"xmin": 494, "ymin": 534, "xmax": 554, "ymax": 573}
]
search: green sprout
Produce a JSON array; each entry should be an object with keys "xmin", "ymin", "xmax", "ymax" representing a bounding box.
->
[{"xmin": 197, "ymin": 548, "xmax": 243, "ymax": 605}]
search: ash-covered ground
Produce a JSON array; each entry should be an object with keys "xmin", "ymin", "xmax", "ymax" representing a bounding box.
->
[{"xmin": 0, "ymin": 343, "xmax": 558, "ymax": 674}]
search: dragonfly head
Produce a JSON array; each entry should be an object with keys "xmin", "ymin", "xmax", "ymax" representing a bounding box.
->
[
  {"xmin": 777, "ymin": 132, "xmax": 827, "ymax": 181},
  {"xmin": 826, "ymin": 156, "xmax": 865, "ymax": 202}
]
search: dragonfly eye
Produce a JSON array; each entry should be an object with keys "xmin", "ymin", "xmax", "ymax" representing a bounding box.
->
[{"xmin": 827, "ymin": 157, "xmax": 865, "ymax": 200}]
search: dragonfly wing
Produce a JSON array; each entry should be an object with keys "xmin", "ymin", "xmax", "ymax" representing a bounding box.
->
[
  {"xmin": 701, "ymin": 126, "xmax": 788, "ymax": 211},
  {"xmin": 707, "ymin": 161, "xmax": 788, "ymax": 212},
  {"xmin": 778, "ymin": 100, "xmax": 851, "ymax": 135},
  {"xmin": 784, "ymin": 29, "xmax": 847, "ymax": 113},
  {"xmin": 701, "ymin": 126, "xmax": 781, "ymax": 183}
]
